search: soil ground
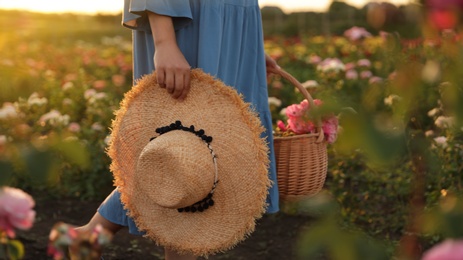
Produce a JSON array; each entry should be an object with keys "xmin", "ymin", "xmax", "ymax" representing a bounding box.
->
[{"xmin": 17, "ymin": 194, "xmax": 315, "ymax": 260}]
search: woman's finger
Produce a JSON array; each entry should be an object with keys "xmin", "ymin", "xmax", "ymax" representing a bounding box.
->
[
  {"xmin": 171, "ymin": 70, "xmax": 184, "ymax": 99},
  {"xmin": 157, "ymin": 69, "xmax": 166, "ymax": 88},
  {"xmin": 179, "ymin": 71, "xmax": 191, "ymax": 101},
  {"xmin": 165, "ymin": 70, "xmax": 175, "ymax": 94}
]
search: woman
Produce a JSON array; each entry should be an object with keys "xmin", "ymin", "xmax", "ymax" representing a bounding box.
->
[{"xmin": 78, "ymin": 1, "xmax": 279, "ymax": 259}]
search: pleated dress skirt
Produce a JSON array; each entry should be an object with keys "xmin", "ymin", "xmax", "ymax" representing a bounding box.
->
[{"xmin": 98, "ymin": 0, "xmax": 279, "ymax": 235}]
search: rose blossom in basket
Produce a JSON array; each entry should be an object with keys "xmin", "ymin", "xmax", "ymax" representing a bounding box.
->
[
  {"xmin": 277, "ymin": 99, "xmax": 338, "ymax": 143},
  {"xmin": 277, "ymin": 120, "xmax": 287, "ymax": 132},
  {"xmin": 0, "ymin": 186, "xmax": 36, "ymax": 238}
]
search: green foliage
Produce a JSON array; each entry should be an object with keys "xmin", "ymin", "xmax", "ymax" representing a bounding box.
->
[
  {"xmin": 261, "ymin": 2, "xmax": 422, "ymax": 38},
  {"xmin": 299, "ymin": 218, "xmax": 389, "ymax": 260},
  {"xmin": 0, "ymin": 238, "xmax": 25, "ymax": 260},
  {"xmin": 0, "ymin": 11, "xmax": 131, "ymax": 199},
  {"xmin": 267, "ymin": 6, "xmax": 463, "ymax": 257},
  {"xmin": 423, "ymin": 196, "xmax": 463, "ymax": 239}
]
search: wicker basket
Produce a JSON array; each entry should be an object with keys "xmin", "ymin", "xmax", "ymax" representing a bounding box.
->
[{"xmin": 269, "ymin": 67, "xmax": 329, "ymax": 202}]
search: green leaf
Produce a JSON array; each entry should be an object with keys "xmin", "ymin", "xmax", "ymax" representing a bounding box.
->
[
  {"xmin": 52, "ymin": 139, "xmax": 89, "ymax": 168},
  {"xmin": 23, "ymin": 147, "xmax": 54, "ymax": 184},
  {"xmin": 298, "ymin": 222, "xmax": 333, "ymax": 259},
  {"xmin": 335, "ymin": 111, "xmax": 407, "ymax": 166},
  {"xmin": 7, "ymin": 240, "xmax": 25, "ymax": 260},
  {"xmin": 0, "ymin": 159, "xmax": 13, "ymax": 185}
]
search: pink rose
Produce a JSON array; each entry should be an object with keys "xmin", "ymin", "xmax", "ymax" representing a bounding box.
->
[
  {"xmin": 84, "ymin": 89, "xmax": 96, "ymax": 100},
  {"xmin": 360, "ymin": 70, "xmax": 373, "ymax": 79},
  {"xmin": 277, "ymin": 120, "xmax": 287, "ymax": 132},
  {"xmin": 300, "ymin": 99, "xmax": 322, "ymax": 110},
  {"xmin": 288, "ymin": 117, "xmax": 314, "ymax": 134},
  {"xmin": 313, "ymin": 99, "xmax": 323, "ymax": 106},
  {"xmin": 92, "ymin": 80, "xmax": 107, "ymax": 90},
  {"xmin": 299, "ymin": 99, "xmax": 309, "ymax": 110},
  {"xmin": 286, "ymin": 103, "xmax": 305, "ymax": 118},
  {"xmin": 308, "ymin": 55, "xmax": 322, "ymax": 65},
  {"xmin": 345, "ymin": 70, "xmax": 359, "ymax": 80},
  {"xmin": 111, "ymin": 74, "xmax": 126, "ymax": 87},
  {"xmin": 322, "ymin": 116, "xmax": 339, "ymax": 144},
  {"xmin": 344, "ymin": 26, "xmax": 372, "ymax": 41},
  {"xmin": 0, "ymin": 187, "xmax": 36, "ymax": 238},
  {"xmin": 369, "ymin": 76, "xmax": 383, "ymax": 85},
  {"xmin": 344, "ymin": 62, "xmax": 356, "ymax": 71},
  {"xmin": 357, "ymin": 59, "xmax": 371, "ymax": 67},
  {"xmin": 68, "ymin": 122, "xmax": 81, "ymax": 133},
  {"xmin": 422, "ymin": 239, "xmax": 463, "ymax": 260}
]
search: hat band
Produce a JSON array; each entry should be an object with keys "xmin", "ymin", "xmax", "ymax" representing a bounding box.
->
[{"xmin": 151, "ymin": 121, "xmax": 219, "ymax": 213}]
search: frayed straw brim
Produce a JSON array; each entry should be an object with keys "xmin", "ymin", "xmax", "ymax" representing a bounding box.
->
[{"xmin": 107, "ymin": 69, "xmax": 271, "ymax": 256}]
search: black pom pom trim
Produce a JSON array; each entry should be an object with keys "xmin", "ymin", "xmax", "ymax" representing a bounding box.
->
[{"xmin": 153, "ymin": 121, "xmax": 218, "ymax": 214}]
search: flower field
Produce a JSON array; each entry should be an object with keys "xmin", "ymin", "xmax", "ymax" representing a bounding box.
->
[{"xmin": 1, "ymin": 4, "xmax": 463, "ymax": 259}]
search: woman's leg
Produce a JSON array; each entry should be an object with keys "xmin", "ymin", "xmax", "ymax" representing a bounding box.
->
[
  {"xmin": 75, "ymin": 212, "xmax": 123, "ymax": 234},
  {"xmin": 76, "ymin": 189, "xmax": 196, "ymax": 259}
]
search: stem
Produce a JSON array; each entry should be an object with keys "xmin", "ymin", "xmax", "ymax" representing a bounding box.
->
[
  {"xmin": 398, "ymin": 128, "xmax": 427, "ymax": 259},
  {"xmin": 0, "ymin": 231, "xmax": 8, "ymax": 259},
  {"xmin": 0, "ymin": 242, "xmax": 8, "ymax": 260}
]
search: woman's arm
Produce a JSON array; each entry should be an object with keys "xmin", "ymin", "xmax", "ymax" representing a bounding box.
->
[
  {"xmin": 148, "ymin": 12, "xmax": 191, "ymax": 101},
  {"xmin": 265, "ymin": 53, "xmax": 280, "ymax": 79}
]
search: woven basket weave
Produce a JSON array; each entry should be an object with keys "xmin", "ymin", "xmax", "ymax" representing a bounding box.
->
[{"xmin": 269, "ymin": 67, "xmax": 328, "ymax": 202}]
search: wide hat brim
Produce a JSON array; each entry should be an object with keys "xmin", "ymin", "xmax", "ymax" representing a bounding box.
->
[{"xmin": 108, "ymin": 69, "xmax": 271, "ymax": 256}]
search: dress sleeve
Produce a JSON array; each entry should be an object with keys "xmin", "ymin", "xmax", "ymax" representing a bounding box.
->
[{"xmin": 122, "ymin": 0, "xmax": 192, "ymax": 32}]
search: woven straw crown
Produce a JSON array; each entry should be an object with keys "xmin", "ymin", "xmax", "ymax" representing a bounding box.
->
[
  {"xmin": 107, "ymin": 69, "xmax": 271, "ymax": 256},
  {"xmin": 136, "ymin": 130, "xmax": 216, "ymax": 209}
]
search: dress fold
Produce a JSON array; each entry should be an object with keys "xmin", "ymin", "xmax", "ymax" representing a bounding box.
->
[{"xmin": 123, "ymin": 0, "xmax": 193, "ymax": 31}]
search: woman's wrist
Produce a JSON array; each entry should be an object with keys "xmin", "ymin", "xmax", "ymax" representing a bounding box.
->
[{"xmin": 147, "ymin": 11, "xmax": 177, "ymax": 47}]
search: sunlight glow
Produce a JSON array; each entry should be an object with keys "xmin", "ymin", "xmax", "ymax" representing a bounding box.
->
[
  {"xmin": 0, "ymin": 0, "xmax": 413, "ymax": 14},
  {"xmin": 0, "ymin": 0, "xmax": 123, "ymax": 14},
  {"xmin": 262, "ymin": 0, "xmax": 412, "ymax": 12}
]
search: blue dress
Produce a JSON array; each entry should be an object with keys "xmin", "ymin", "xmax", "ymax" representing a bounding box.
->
[{"xmin": 98, "ymin": 0, "xmax": 279, "ymax": 235}]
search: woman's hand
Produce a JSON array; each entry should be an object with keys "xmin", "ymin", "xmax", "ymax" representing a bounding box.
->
[
  {"xmin": 265, "ymin": 53, "xmax": 280, "ymax": 78},
  {"xmin": 154, "ymin": 42, "xmax": 191, "ymax": 101},
  {"xmin": 148, "ymin": 12, "xmax": 191, "ymax": 101}
]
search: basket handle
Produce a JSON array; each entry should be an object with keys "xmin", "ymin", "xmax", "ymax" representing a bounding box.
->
[{"xmin": 268, "ymin": 67, "xmax": 325, "ymax": 143}]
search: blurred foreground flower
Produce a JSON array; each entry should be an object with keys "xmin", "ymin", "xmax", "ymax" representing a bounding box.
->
[
  {"xmin": 427, "ymin": 0, "xmax": 463, "ymax": 30},
  {"xmin": 48, "ymin": 222, "xmax": 112, "ymax": 260},
  {"xmin": 0, "ymin": 186, "xmax": 35, "ymax": 260},
  {"xmin": 0, "ymin": 186, "xmax": 35, "ymax": 238},
  {"xmin": 422, "ymin": 239, "xmax": 463, "ymax": 260}
]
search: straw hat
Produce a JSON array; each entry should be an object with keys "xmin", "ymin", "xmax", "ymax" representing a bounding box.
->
[{"xmin": 107, "ymin": 69, "xmax": 271, "ymax": 256}]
